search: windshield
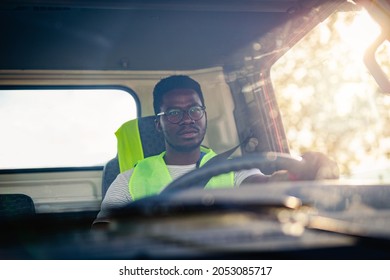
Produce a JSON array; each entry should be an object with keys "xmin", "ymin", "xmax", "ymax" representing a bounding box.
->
[
  {"xmin": 2, "ymin": 0, "xmax": 390, "ymax": 269},
  {"xmin": 271, "ymin": 9, "xmax": 390, "ymax": 183}
]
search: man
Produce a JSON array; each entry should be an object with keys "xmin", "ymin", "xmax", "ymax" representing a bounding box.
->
[{"xmin": 93, "ymin": 75, "xmax": 338, "ymax": 226}]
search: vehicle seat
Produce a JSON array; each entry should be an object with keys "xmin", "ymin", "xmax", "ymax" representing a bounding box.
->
[
  {"xmin": 101, "ymin": 116, "xmax": 165, "ymax": 199},
  {"xmin": 0, "ymin": 194, "xmax": 36, "ymax": 219}
]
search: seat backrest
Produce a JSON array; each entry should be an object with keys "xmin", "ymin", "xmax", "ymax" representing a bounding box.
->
[
  {"xmin": 0, "ymin": 194, "xmax": 36, "ymax": 219},
  {"xmin": 101, "ymin": 116, "xmax": 165, "ymax": 199}
]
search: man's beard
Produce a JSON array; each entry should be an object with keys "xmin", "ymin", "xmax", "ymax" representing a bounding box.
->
[{"xmin": 165, "ymin": 135, "xmax": 205, "ymax": 152}]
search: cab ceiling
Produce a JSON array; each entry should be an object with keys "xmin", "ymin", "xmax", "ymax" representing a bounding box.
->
[{"xmin": 0, "ymin": 0, "xmax": 335, "ymax": 71}]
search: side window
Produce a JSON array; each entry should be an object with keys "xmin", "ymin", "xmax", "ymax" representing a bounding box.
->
[{"xmin": 0, "ymin": 88, "xmax": 138, "ymax": 169}]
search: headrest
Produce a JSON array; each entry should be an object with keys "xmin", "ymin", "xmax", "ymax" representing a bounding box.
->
[
  {"xmin": 0, "ymin": 194, "xmax": 35, "ymax": 219},
  {"xmin": 115, "ymin": 116, "xmax": 165, "ymax": 172}
]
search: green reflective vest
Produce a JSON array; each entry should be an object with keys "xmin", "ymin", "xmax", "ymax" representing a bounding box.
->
[{"xmin": 129, "ymin": 148, "xmax": 234, "ymax": 200}]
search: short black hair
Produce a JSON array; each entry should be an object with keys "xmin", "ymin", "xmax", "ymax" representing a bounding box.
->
[{"xmin": 153, "ymin": 75, "xmax": 205, "ymax": 115}]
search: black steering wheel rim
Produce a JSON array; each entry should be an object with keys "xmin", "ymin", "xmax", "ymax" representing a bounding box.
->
[{"xmin": 160, "ymin": 152, "xmax": 305, "ymax": 194}]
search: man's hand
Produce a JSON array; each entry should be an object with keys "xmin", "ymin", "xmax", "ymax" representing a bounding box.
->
[
  {"xmin": 243, "ymin": 151, "xmax": 340, "ymax": 184},
  {"xmin": 294, "ymin": 151, "xmax": 339, "ymax": 180}
]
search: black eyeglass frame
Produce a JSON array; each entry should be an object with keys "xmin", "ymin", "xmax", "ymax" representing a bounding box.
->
[{"xmin": 157, "ymin": 105, "xmax": 206, "ymax": 124}]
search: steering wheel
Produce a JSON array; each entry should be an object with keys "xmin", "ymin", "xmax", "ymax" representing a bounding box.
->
[
  {"xmin": 108, "ymin": 152, "xmax": 307, "ymax": 219},
  {"xmin": 160, "ymin": 152, "xmax": 306, "ymax": 194}
]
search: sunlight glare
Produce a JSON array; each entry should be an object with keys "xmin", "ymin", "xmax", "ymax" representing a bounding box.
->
[{"xmin": 335, "ymin": 10, "xmax": 381, "ymax": 58}]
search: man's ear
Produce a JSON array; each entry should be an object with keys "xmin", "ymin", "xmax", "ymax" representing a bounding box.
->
[{"xmin": 155, "ymin": 117, "xmax": 162, "ymax": 132}]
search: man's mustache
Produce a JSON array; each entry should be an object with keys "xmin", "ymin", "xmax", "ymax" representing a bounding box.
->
[{"xmin": 177, "ymin": 125, "xmax": 200, "ymax": 135}]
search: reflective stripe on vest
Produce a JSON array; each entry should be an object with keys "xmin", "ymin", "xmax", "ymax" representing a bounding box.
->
[{"xmin": 129, "ymin": 148, "xmax": 234, "ymax": 200}]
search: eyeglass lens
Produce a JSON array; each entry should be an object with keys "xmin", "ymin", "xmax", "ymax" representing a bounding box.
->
[{"xmin": 166, "ymin": 106, "xmax": 205, "ymax": 123}]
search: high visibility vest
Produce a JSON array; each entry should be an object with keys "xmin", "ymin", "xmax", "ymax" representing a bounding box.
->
[{"xmin": 129, "ymin": 148, "xmax": 234, "ymax": 200}]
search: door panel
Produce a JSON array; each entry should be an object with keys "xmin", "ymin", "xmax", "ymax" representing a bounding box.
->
[{"xmin": 0, "ymin": 170, "xmax": 102, "ymax": 213}]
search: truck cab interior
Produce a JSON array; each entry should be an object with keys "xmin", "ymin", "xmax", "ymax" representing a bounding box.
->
[{"xmin": 0, "ymin": 0, "xmax": 390, "ymax": 259}]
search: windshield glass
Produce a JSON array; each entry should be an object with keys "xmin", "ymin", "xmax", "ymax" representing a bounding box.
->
[{"xmin": 271, "ymin": 9, "xmax": 390, "ymax": 182}]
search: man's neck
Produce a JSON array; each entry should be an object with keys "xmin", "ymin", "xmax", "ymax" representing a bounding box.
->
[{"xmin": 164, "ymin": 147, "xmax": 201, "ymax": 165}]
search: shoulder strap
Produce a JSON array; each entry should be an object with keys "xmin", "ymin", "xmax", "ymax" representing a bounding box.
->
[
  {"xmin": 202, "ymin": 135, "xmax": 251, "ymax": 168},
  {"xmin": 194, "ymin": 135, "xmax": 252, "ymax": 187}
]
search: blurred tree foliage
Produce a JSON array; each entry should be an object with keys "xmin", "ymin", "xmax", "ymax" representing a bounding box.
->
[{"xmin": 271, "ymin": 10, "xmax": 390, "ymax": 177}]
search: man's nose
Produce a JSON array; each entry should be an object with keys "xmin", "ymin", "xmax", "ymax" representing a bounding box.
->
[{"xmin": 180, "ymin": 111, "xmax": 195, "ymax": 124}]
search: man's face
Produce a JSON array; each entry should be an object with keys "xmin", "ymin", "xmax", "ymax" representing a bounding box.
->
[{"xmin": 156, "ymin": 88, "xmax": 207, "ymax": 152}]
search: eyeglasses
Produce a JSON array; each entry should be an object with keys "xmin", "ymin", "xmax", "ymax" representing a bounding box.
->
[{"xmin": 157, "ymin": 105, "xmax": 206, "ymax": 124}]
